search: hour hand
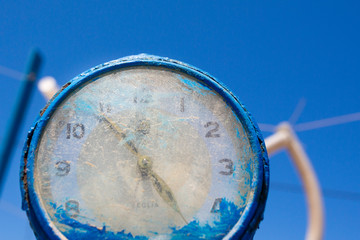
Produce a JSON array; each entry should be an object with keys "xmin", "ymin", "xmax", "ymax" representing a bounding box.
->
[{"xmin": 100, "ymin": 114, "xmax": 139, "ymax": 157}]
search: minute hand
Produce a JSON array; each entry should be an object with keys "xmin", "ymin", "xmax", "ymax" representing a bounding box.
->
[{"xmin": 148, "ymin": 168, "xmax": 188, "ymax": 224}]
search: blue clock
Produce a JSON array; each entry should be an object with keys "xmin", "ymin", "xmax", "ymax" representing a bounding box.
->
[{"xmin": 20, "ymin": 54, "xmax": 269, "ymax": 239}]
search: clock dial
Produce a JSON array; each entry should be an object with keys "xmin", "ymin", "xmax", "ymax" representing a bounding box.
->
[{"xmin": 25, "ymin": 58, "xmax": 267, "ymax": 240}]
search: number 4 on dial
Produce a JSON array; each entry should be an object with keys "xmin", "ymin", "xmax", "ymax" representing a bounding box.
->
[{"xmin": 211, "ymin": 198, "xmax": 222, "ymax": 213}]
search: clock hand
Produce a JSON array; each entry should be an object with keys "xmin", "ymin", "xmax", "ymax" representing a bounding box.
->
[
  {"xmin": 100, "ymin": 114, "xmax": 152, "ymax": 200},
  {"xmin": 137, "ymin": 156, "xmax": 188, "ymax": 224},
  {"xmin": 100, "ymin": 114, "xmax": 140, "ymax": 157},
  {"xmin": 150, "ymin": 171, "xmax": 188, "ymax": 224}
]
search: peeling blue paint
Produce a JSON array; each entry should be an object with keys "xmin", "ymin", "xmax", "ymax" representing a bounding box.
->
[
  {"xmin": 48, "ymin": 199, "xmax": 243, "ymax": 240},
  {"xmin": 170, "ymin": 199, "xmax": 243, "ymax": 239},
  {"xmin": 178, "ymin": 76, "xmax": 216, "ymax": 96}
]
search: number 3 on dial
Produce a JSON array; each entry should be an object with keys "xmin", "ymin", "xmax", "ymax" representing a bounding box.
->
[{"xmin": 219, "ymin": 159, "xmax": 234, "ymax": 175}]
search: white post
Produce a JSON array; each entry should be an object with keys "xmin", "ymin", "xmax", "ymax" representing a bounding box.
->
[
  {"xmin": 38, "ymin": 76, "xmax": 59, "ymax": 101},
  {"xmin": 265, "ymin": 122, "xmax": 324, "ymax": 240}
]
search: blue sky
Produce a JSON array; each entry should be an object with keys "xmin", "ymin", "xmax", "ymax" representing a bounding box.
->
[{"xmin": 0, "ymin": 1, "xmax": 359, "ymax": 239}]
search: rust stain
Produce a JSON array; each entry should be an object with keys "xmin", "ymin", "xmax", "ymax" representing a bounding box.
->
[
  {"xmin": 84, "ymin": 161, "xmax": 96, "ymax": 168},
  {"xmin": 21, "ymin": 127, "xmax": 36, "ymax": 208}
]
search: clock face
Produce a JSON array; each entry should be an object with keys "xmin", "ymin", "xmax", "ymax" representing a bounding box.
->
[{"xmin": 30, "ymin": 64, "xmax": 264, "ymax": 239}]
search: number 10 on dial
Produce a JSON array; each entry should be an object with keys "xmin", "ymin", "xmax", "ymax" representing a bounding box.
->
[{"xmin": 20, "ymin": 54, "xmax": 269, "ymax": 240}]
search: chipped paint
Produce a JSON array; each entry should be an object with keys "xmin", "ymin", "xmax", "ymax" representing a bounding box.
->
[
  {"xmin": 43, "ymin": 199, "xmax": 243, "ymax": 240},
  {"xmin": 178, "ymin": 76, "xmax": 216, "ymax": 96}
]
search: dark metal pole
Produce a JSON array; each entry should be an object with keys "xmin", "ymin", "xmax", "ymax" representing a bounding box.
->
[{"xmin": 0, "ymin": 49, "xmax": 42, "ymax": 198}]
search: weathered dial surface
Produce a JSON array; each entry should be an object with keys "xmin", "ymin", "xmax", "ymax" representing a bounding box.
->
[{"xmin": 34, "ymin": 66, "xmax": 258, "ymax": 239}]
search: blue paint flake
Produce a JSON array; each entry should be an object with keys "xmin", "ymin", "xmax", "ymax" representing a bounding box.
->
[
  {"xmin": 52, "ymin": 205, "xmax": 147, "ymax": 239},
  {"xmin": 178, "ymin": 77, "xmax": 216, "ymax": 96},
  {"xmin": 169, "ymin": 199, "xmax": 243, "ymax": 239},
  {"xmin": 50, "ymin": 199, "xmax": 242, "ymax": 239}
]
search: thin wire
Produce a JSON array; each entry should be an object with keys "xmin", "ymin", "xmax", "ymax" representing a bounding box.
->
[
  {"xmin": 257, "ymin": 123, "xmax": 276, "ymax": 132},
  {"xmin": 271, "ymin": 182, "xmax": 360, "ymax": 201},
  {"xmin": 260, "ymin": 112, "xmax": 360, "ymax": 133},
  {"xmin": 0, "ymin": 65, "xmax": 24, "ymax": 80},
  {"xmin": 294, "ymin": 112, "xmax": 360, "ymax": 132},
  {"xmin": 288, "ymin": 98, "xmax": 307, "ymax": 125}
]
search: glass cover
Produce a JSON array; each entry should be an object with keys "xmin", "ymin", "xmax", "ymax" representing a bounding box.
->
[{"xmin": 34, "ymin": 66, "xmax": 258, "ymax": 239}]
